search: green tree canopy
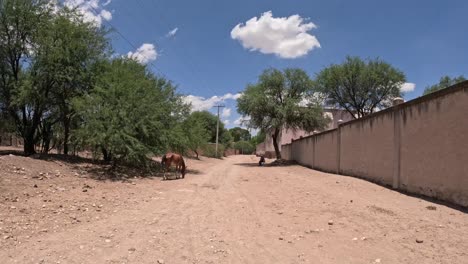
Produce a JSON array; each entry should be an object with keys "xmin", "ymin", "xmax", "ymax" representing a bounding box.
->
[
  {"xmin": 237, "ymin": 68, "xmax": 329, "ymax": 159},
  {"xmin": 423, "ymin": 75, "xmax": 466, "ymax": 95},
  {"xmin": 315, "ymin": 56, "xmax": 406, "ymax": 119},
  {"xmin": 73, "ymin": 59, "xmax": 188, "ymax": 166},
  {"xmin": 229, "ymin": 127, "xmax": 251, "ymax": 142},
  {"xmin": 181, "ymin": 112, "xmax": 211, "ymax": 158},
  {"xmin": 0, "ymin": 0, "xmax": 54, "ymax": 155},
  {"xmin": 233, "ymin": 140, "xmax": 255, "ymax": 155},
  {"xmin": 188, "ymin": 111, "xmax": 230, "ymax": 144},
  {"xmin": 250, "ymin": 129, "xmax": 266, "ymax": 147}
]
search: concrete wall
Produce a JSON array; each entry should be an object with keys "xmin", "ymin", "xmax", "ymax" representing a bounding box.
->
[
  {"xmin": 313, "ymin": 129, "xmax": 339, "ymax": 173},
  {"xmin": 283, "ymin": 81, "xmax": 468, "ymax": 207},
  {"xmin": 340, "ymin": 111, "xmax": 395, "ymax": 185},
  {"xmin": 292, "ymin": 136, "xmax": 314, "ymax": 167},
  {"xmin": 398, "ymin": 86, "xmax": 468, "ymax": 206},
  {"xmin": 261, "ymin": 109, "xmax": 354, "ymax": 156},
  {"xmin": 282, "ymin": 144, "xmax": 292, "ymax": 160}
]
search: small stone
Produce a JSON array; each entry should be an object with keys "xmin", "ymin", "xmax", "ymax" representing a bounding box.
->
[
  {"xmin": 352, "ymin": 237, "xmax": 358, "ymax": 241},
  {"xmin": 10, "ymin": 206, "xmax": 16, "ymax": 209},
  {"xmin": 328, "ymin": 220, "xmax": 334, "ymax": 225},
  {"xmin": 157, "ymin": 259, "xmax": 164, "ymax": 264},
  {"xmin": 278, "ymin": 237, "xmax": 284, "ymax": 240},
  {"xmin": 361, "ymin": 237, "xmax": 367, "ymax": 241},
  {"xmin": 416, "ymin": 239, "xmax": 424, "ymax": 243},
  {"xmin": 79, "ymin": 245, "xmax": 84, "ymax": 250},
  {"xmin": 33, "ymin": 184, "xmax": 38, "ymax": 188},
  {"xmin": 375, "ymin": 259, "xmax": 381, "ymax": 263},
  {"xmin": 350, "ymin": 200, "xmax": 353, "ymax": 203},
  {"xmin": 105, "ymin": 239, "xmax": 111, "ymax": 243},
  {"xmin": 82, "ymin": 189, "xmax": 88, "ymax": 192},
  {"xmin": 128, "ymin": 247, "xmax": 136, "ymax": 252},
  {"xmin": 4, "ymin": 235, "xmax": 11, "ymax": 240}
]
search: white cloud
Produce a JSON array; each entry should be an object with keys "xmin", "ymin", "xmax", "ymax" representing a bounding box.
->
[
  {"xmin": 183, "ymin": 93, "xmax": 242, "ymax": 112},
  {"xmin": 222, "ymin": 108, "xmax": 231, "ymax": 118},
  {"xmin": 234, "ymin": 116, "xmax": 250, "ymax": 126},
  {"xmin": 100, "ymin": 9, "xmax": 112, "ymax": 21},
  {"xmin": 231, "ymin": 11, "xmax": 320, "ymax": 59},
  {"xmin": 64, "ymin": 0, "xmax": 113, "ymax": 27},
  {"xmin": 167, "ymin": 27, "xmax": 178, "ymax": 38},
  {"xmin": 223, "ymin": 120, "xmax": 230, "ymax": 125},
  {"xmin": 127, "ymin": 43, "xmax": 158, "ymax": 64},
  {"xmin": 400, "ymin": 82, "xmax": 416, "ymax": 93}
]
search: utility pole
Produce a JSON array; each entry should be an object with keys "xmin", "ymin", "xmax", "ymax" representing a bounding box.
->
[{"xmin": 214, "ymin": 105, "xmax": 225, "ymax": 158}]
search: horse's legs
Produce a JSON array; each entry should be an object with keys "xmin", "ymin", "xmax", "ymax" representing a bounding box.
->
[
  {"xmin": 163, "ymin": 163, "xmax": 169, "ymax": 180},
  {"xmin": 176, "ymin": 164, "xmax": 180, "ymax": 179}
]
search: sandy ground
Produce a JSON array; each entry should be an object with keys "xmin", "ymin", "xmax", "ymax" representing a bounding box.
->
[{"xmin": 0, "ymin": 151, "xmax": 467, "ymax": 264}]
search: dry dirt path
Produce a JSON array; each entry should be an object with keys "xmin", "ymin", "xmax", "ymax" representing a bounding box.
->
[{"xmin": 1, "ymin": 155, "xmax": 467, "ymax": 264}]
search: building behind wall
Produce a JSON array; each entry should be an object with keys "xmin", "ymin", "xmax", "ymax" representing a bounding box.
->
[{"xmin": 256, "ymin": 108, "xmax": 355, "ymax": 158}]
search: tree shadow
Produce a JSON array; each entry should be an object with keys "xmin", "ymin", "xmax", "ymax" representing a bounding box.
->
[{"xmin": 234, "ymin": 160, "xmax": 298, "ymax": 168}]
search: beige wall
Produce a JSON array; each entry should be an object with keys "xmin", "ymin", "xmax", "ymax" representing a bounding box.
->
[
  {"xmin": 313, "ymin": 130, "xmax": 338, "ymax": 173},
  {"xmin": 340, "ymin": 111, "xmax": 395, "ymax": 185},
  {"xmin": 282, "ymin": 144, "xmax": 292, "ymax": 160},
  {"xmin": 399, "ymin": 86, "xmax": 468, "ymax": 206},
  {"xmin": 292, "ymin": 136, "xmax": 314, "ymax": 167},
  {"xmin": 282, "ymin": 81, "xmax": 468, "ymax": 207}
]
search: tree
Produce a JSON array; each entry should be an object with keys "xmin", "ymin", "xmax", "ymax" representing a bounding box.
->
[
  {"xmin": 423, "ymin": 75, "xmax": 466, "ymax": 95},
  {"xmin": 237, "ymin": 68, "xmax": 329, "ymax": 159},
  {"xmin": 229, "ymin": 127, "xmax": 251, "ymax": 142},
  {"xmin": 73, "ymin": 59, "xmax": 187, "ymax": 166},
  {"xmin": 182, "ymin": 112, "xmax": 211, "ymax": 159},
  {"xmin": 33, "ymin": 8, "xmax": 109, "ymax": 154},
  {"xmin": 233, "ymin": 140, "xmax": 254, "ymax": 154},
  {"xmin": 188, "ymin": 111, "xmax": 229, "ymax": 144},
  {"xmin": 315, "ymin": 56, "xmax": 406, "ymax": 119},
  {"xmin": 250, "ymin": 129, "xmax": 266, "ymax": 147},
  {"xmin": 0, "ymin": 0, "xmax": 53, "ymax": 155}
]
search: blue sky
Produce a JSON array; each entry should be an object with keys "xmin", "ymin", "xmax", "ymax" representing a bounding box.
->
[{"xmin": 66, "ymin": 0, "xmax": 468, "ymax": 129}]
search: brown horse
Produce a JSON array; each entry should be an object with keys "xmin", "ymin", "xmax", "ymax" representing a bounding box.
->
[{"xmin": 161, "ymin": 153, "xmax": 186, "ymax": 180}]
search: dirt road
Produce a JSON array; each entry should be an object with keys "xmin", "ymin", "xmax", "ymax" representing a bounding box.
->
[{"xmin": 1, "ymin": 154, "xmax": 467, "ymax": 263}]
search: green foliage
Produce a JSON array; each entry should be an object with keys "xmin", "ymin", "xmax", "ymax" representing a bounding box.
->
[
  {"xmin": 315, "ymin": 56, "xmax": 406, "ymax": 119},
  {"xmin": 188, "ymin": 111, "xmax": 228, "ymax": 143},
  {"xmin": 423, "ymin": 75, "xmax": 466, "ymax": 95},
  {"xmin": 181, "ymin": 112, "xmax": 211, "ymax": 158},
  {"xmin": 201, "ymin": 143, "xmax": 225, "ymax": 159},
  {"xmin": 237, "ymin": 68, "xmax": 329, "ymax": 159},
  {"xmin": 250, "ymin": 129, "xmax": 266, "ymax": 147},
  {"xmin": 0, "ymin": 0, "xmax": 109, "ymax": 155},
  {"xmin": 0, "ymin": 0, "xmax": 55, "ymax": 154},
  {"xmin": 229, "ymin": 127, "xmax": 251, "ymax": 142},
  {"xmin": 73, "ymin": 59, "xmax": 187, "ymax": 166},
  {"xmin": 233, "ymin": 140, "xmax": 254, "ymax": 154}
]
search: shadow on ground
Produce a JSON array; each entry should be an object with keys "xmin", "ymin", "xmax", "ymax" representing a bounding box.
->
[
  {"xmin": 1, "ymin": 150, "xmax": 203, "ymax": 182},
  {"xmin": 234, "ymin": 160, "xmax": 297, "ymax": 168}
]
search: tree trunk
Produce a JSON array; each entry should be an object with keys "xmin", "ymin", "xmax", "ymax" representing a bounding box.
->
[
  {"xmin": 63, "ymin": 117, "xmax": 70, "ymax": 155},
  {"xmin": 102, "ymin": 147, "xmax": 112, "ymax": 163},
  {"xmin": 23, "ymin": 131, "xmax": 36, "ymax": 156},
  {"xmin": 272, "ymin": 128, "xmax": 281, "ymax": 160},
  {"xmin": 194, "ymin": 150, "xmax": 199, "ymax": 159}
]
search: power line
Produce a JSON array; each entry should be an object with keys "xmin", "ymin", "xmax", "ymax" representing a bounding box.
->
[{"xmin": 87, "ymin": 5, "xmax": 166, "ymax": 77}]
